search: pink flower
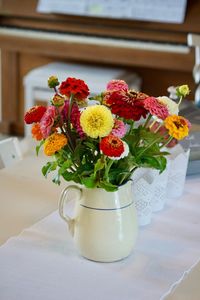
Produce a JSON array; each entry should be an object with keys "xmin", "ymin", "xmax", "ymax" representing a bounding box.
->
[
  {"xmin": 144, "ymin": 97, "xmax": 169, "ymax": 120},
  {"xmin": 106, "ymin": 80, "xmax": 128, "ymax": 92},
  {"xmin": 40, "ymin": 106, "xmax": 56, "ymax": 138},
  {"xmin": 186, "ymin": 119, "xmax": 192, "ymax": 129},
  {"xmin": 111, "ymin": 119, "xmax": 126, "ymax": 138}
]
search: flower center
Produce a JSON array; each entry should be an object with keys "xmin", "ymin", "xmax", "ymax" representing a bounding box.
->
[{"xmin": 174, "ymin": 121, "xmax": 184, "ymax": 129}]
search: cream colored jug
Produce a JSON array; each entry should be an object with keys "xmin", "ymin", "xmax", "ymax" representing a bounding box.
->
[{"xmin": 58, "ymin": 181, "xmax": 138, "ymax": 262}]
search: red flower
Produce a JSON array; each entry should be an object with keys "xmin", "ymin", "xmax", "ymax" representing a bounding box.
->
[
  {"xmin": 100, "ymin": 135, "xmax": 124, "ymax": 157},
  {"xmin": 59, "ymin": 77, "xmax": 89, "ymax": 101},
  {"xmin": 104, "ymin": 90, "xmax": 148, "ymax": 121},
  {"xmin": 24, "ymin": 106, "xmax": 47, "ymax": 124}
]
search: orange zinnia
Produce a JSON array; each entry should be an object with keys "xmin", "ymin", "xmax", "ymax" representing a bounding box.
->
[
  {"xmin": 31, "ymin": 123, "xmax": 43, "ymax": 141},
  {"xmin": 44, "ymin": 133, "xmax": 68, "ymax": 156},
  {"xmin": 164, "ymin": 115, "xmax": 189, "ymax": 140}
]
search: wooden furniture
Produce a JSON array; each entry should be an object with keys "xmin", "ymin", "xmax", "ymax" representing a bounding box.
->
[{"xmin": 0, "ymin": 0, "xmax": 199, "ymax": 136}]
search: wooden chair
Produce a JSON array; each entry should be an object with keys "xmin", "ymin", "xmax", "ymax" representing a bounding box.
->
[{"xmin": 0, "ymin": 137, "xmax": 22, "ymax": 169}]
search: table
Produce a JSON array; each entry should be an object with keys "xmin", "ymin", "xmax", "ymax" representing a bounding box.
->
[
  {"xmin": 0, "ymin": 155, "xmax": 200, "ymax": 299},
  {"xmin": 0, "ymin": 155, "xmax": 65, "ymax": 245}
]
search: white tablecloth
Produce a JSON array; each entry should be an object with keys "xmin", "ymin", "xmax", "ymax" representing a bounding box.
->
[{"xmin": 0, "ymin": 170, "xmax": 200, "ymax": 300}]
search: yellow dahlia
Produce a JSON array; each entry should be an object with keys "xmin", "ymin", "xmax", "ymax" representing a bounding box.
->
[
  {"xmin": 164, "ymin": 115, "xmax": 189, "ymax": 140},
  {"xmin": 80, "ymin": 105, "xmax": 114, "ymax": 138},
  {"xmin": 44, "ymin": 133, "xmax": 68, "ymax": 156}
]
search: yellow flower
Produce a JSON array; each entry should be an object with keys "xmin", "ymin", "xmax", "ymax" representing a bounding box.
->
[
  {"xmin": 48, "ymin": 76, "xmax": 59, "ymax": 88},
  {"xmin": 52, "ymin": 94, "xmax": 65, "ymax": 107},
  {"xmin": 80, "ymin": 105, "xmax": 114, "ymax": 138},
  {"xmin": 44, "ymin": 133, "xmax": 68, "ymax": 156},
  {"xmin": 176, "ymin": 85, "xmax": 190, "ymax": 97},
  {"xmin": 164, "ymin": 115, "xmax": 189, "ymax": 140}
]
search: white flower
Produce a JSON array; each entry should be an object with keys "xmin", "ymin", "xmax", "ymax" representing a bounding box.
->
[
  {"xmin": 167, "ymin": 86, "xmax": 178, "ymax": 100},
  {"xmin": 157, "ymin": 96, "xmax": 179, "ymax": 115},
  {"xmin": 108, "ymin": 141, "xmax": 129, "ymax": 160}
]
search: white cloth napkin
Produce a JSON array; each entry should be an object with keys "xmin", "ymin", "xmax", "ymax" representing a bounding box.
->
[{"xmin": 0, "ymin": 175, "xmax": 200, "ymax": 300}]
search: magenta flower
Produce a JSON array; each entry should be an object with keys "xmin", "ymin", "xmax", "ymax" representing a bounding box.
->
[
  {"xmin": 40, "ymin": 106, "xmax": 56, "ymax": 138},
  {"xmin": 62, "ymin": 101, "xmax": 84, "ymax": 138},
  {"xmin": 106, "ymin": 79, "xmax": 128, "ymax": 92},
  {"xmin": 111, "ymin": 119, "xmax": 127, "ymax": 138},
  {"xmin": 144, "ymin": 97, "xmax": 169, "ymax": 120}
]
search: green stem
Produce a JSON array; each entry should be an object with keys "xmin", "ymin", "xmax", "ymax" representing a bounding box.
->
[
  {"xmin": 160, "ymin": 136, "xmax": 174, "ymax": 149},
  {"xmin": 67, "ymin": 94, "xmax": 74, "ymax": 133},
  {"xmin": 143, "ymin": 114, "xmax": 152, "ymax": 128},
  {"xmin": 137, "ymin": 136, "xmax": 162, "ymax": 158},
  {"xmin": 149, "ymin": 119, "xmax": 157, "ymax": 129},
  {"xmin": 66, "ymin": 94, "xmax": 75, "ymax": 151},
  {"xmin": 53, "ymin": 87, "xmax": 57, "ymax": 94},
  {"xmin": 178, "ymin": 96, "xmax": 183, "ymax": 106},
  {"xmin": 105, "ymin": 159, "xmax": 114, "ymax": 182},
  {"xmin": 129, "ymin": 121, "xmax": 134, "ymax": 134},
  {"xmin": 154, "ymin": 122, "xmax": 163, "ymax": 133}
]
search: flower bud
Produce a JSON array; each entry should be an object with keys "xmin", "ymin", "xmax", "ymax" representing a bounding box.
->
[
  {"xmin": 48, "ymin": 76, "xmax": 59, "ymax": 88},
  {"xmin": 176, "ymin": 85, "xmax": 190, "ymax": 97},
  {"xmin": 51, "ymin": 94, "xmax": 65, "ymax": 107}
]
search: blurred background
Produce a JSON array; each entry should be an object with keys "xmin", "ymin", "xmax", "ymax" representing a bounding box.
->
[{"xmin": 0, "ymin": 0, "xmax": 199, "ymax": 137}]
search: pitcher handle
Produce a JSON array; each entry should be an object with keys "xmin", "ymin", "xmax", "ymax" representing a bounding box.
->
[{"xmin": 58, "ymin": 185, "xmax": 82, "ymax": 236}]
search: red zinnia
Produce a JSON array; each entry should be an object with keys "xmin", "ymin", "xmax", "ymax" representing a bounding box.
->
[
  {"xmin": 104, "ymin": 90, "xmax": 148, "ymax": 121},
  {"xmin": 59, "ymin": 77, "xmax": 89, "ymax": 101},
  {"xmin": 100, "ymin": 135, "xmax": 124, "ymax": 157},
  {"xmin": 24, "ymin": 106, "xmax": 47, "ymax": 124}
]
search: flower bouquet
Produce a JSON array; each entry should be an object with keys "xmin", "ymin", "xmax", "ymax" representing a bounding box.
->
[
  {"xmin": 24, "ymin": 76, "xmax": 191, "ymax": 262},
  {"xmin": 24, "ymin": 77, "xmax": 190, "ymax": 192}
]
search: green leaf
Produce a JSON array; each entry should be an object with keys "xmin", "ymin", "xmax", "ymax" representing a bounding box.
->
[
  {"xmin": 52, "ymin": 173, "xmax": 61, "ymax": 185},
  {"xmin": 99, "ymin": 181, "xmax": 118, "ymax": 192},
  {"xmin": 82, "ymin": 175, "xmax": 96, "ymax": 188},
  {"xmin": 140, "ymin": 155, "xmax": 167, "ymax": 172},
  {"xmin": 58, "ymin": 159, "xmax": 73, "ymax": 175},
  {"xmin": 36, "ymin": 140, "xmax": 45, "ymax": 156},
  {"xmin": 84, "ymin": 141, "xmax": 97, "ymax": 151},
  {"xmin": 94, "ymin": 159, "xmax": 105, "ymax": 174},
  {"xmin": 73, "ymin": 143, "xmax": 86, "ymax": 162},
  {"xmin": 62, "ymin": 170, "xmax": 75, "ymax": 181},
  {"xmin": 42, "ymin": 161, "xmax": 57, "ymax": 178}
]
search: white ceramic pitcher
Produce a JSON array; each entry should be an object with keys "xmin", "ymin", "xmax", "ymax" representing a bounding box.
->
[{"xmin": 59, "ymin": 182, "xmax": 138, "ymax": 262}]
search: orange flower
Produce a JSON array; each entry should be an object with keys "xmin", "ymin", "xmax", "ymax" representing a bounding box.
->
[
  {"xmin": 31, "ymin": 123, "xmax": 43, "ymax": 141},
  {"xmin": 164, "ymin": 115, "xmax": 190, "ymax": 140},
  {"xmin": 44, "ymin": 133, "xmax": 68, "ymax": 156}
]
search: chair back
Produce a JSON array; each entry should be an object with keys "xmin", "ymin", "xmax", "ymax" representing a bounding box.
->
[{"xmin": 0, "ymin": 137, "xmax": 22, "ymax": 169}]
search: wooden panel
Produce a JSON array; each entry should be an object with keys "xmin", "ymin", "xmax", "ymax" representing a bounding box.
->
[
  {"xmin": 0, "ymin": 17, "xmax": 187, "ymax": 44},
  {"xmin": 0, "ymin": 0, "xmax": 199, "ymax": 48},
  {"xmin": 0, "ymin": 33, "xmax": 194, "ymax": 72},
  {"xmin": 1, "ymin": 50, "xmax": 19, "ymax": 134}
]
